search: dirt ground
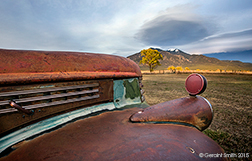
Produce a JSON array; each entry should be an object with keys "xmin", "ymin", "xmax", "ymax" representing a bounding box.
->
[{"xmin": 142, "ymin": 73, "xmax": 252, "ymax": 161}]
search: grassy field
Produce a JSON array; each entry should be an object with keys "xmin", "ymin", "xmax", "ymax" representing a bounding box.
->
[{"xmin": 142, "ymin": 73, "xmax": 252, "ymax": 161}]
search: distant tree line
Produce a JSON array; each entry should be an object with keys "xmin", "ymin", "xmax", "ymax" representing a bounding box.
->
[{"xmin": 167, "ymin": 66, "xmax": 190, "ymax": 73}]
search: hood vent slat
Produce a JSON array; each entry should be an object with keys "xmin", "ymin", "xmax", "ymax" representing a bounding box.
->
[{"xmin": 0, "ymin": 83, "xmax": 99, "ymax": 114}]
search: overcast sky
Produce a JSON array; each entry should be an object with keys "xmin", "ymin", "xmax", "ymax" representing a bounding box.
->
[{"xmin": 0, "ymin": 0, "xmax": 252, "ymax": 57}]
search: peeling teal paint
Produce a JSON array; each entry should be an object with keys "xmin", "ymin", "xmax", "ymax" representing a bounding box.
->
[
  {"xmin": 113, "ymin": 78, "xmax": 141, "ymax": 108},
  {"xmin": 113, "ymin": 80, "xmax": 125, "ymax": 101},
  {"xmin": 0, "ymin": 102, "xmax": 116, "ymax": 153}
]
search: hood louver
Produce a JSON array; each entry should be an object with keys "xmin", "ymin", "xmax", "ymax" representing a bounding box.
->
[{"xmin": 0, "ymin": 83, "xmax": 99, "ymax": 114}]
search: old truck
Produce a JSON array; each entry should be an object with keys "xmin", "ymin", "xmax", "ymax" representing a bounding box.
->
[{"xmin": 0, "ymin": 49, "xmax": 227, "ymax": 160}]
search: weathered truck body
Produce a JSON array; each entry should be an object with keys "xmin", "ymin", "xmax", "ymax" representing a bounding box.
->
[{"xmin": 0, "ymin": 49, "xmax": 227, "ymax": 160}]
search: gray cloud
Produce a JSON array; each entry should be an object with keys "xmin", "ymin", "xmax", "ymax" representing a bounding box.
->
[{"xmin": 135, "ymin": 14, "xmax": 215, "ymax": 46}]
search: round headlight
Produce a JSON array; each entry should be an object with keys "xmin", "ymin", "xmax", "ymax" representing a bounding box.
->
[{"xmin": 185, "ymin": 73, "xmax": 207, "ymax": 96}]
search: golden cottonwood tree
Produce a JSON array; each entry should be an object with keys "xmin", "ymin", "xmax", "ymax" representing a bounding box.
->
[
  {"xmin": 175, "ymin": 66, "xmax": 183, "ymax": 71},
  {"xmin": 185, "ymin": 67, "xmax": 190, "ymax": 70},
  {"xmin": 140, "ymin": 49, "xmax": 163, "ymax": 72},
  {"xmin": 167, "ymin": 66, "xmax": 175, "ymax": 72}
]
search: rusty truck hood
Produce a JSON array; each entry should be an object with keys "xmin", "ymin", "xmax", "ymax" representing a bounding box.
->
[
  {"xmin": 0, "ymin": 107, "xmax": 226, "ymax": 161},
  {"xmin": 0, "ymin": 49, "xmax": 141, "ymax": 85}
]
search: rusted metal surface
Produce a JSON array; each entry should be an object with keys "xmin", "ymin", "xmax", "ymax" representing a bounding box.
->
[
  {"xmin": 0, "ymin": 107, "xmax": 227, "ymax": 161},
  {"xmin": 0, "ymin": 49, "xmax": 141, "ymax": 85},
  {"xmin": 0, "ymin": 79, "xmax": 113, "ymax": 135},
  {"xmin": 0, "ymin": 72, "xmax": 140, "ymax": 86},
  {"xmin": 130, "ymin": 96, "xmax": 213, "ymax": 131},
  {"xmin": 9, "ymin": 101, "xmax": 33, "ymax": 115}
]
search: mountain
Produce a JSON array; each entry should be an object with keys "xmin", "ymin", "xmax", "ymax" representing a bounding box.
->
[
  {"xmin": 127, "ymin": 48, "xmax": 252, "ymax": 71},
  {"xmin": 203, "ymin": 50, "xmax": 252, "ymax": 63}
]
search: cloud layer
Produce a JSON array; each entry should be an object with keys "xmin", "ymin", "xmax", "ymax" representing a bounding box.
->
[
  {"xmin": 136, "ymin": 19, "xmax": 212, "ymax": 46},
  {"xmin": 0, "ymin": 0, "xmax": 252, "ymax": 56},
  {"xmin": 179, "ymin": 29, "xmax": 252, "ymax": 54}
]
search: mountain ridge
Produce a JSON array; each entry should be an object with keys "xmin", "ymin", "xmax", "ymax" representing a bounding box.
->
[{"xmin": 127, "ymin": 48, "xmax": 252, "ymax": 71}]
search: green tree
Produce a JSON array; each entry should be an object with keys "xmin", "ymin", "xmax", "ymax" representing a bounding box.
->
[{"xmin": 140, "ymin": 49, "xmax": 163, "ymax": 72}]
